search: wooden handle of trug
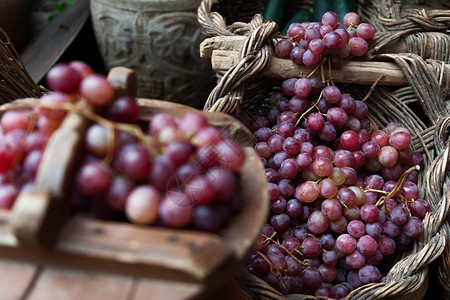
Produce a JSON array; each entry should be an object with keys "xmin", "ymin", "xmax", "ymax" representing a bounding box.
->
[
  {"xmin": 11, "ymin": 112, "xmax": 91, "ymax": 246},
  {"xmin": 107, "ymin": 67, "xmax": 138, "ymax": 98}
]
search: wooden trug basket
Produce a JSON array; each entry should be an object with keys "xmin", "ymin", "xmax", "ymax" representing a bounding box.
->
[
  {"xmin": 198, "ymin": 0, "xmax": 450, "ymax": 299},
  {"xmin": 0, "ymin": 67, "xmax": 269, "ymax": 299}
]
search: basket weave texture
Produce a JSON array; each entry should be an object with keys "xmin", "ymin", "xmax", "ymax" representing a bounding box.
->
[
  {"xmin": 198, "ymin": 0, "xmax": 450, "ymax": 299},
  {"xmin": 0, "ymin": 28, "xmax": 43, "ymax": 103}
]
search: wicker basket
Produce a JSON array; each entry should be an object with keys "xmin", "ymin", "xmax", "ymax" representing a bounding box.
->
[
  {"xmin": 197, "ymin": 0, "xmax": 450, "ymax": 299},
  {"xmin": 0, "ymin": 28, "xmax": 43, "ymax": 103}
]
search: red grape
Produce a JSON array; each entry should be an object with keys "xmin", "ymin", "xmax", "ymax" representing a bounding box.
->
[
  {"xmin": 343, "ymin": 12, "xmax": 360, "ymax": 28},
  {"xmin": 106, "ymin": 96, "xmax": 140, "ymax": 123},
  {"xmin": 274, "ymin": 39, "xmax": 294, "ymax": 58},
  {"xmin": 75, "ymin": 161, "xmax": 113, "ymax": 196},
  {"xmin": 349, "ymin": 37, "xmax": 368, "ymax": 56},
  {"xmin": 159, "ymin": 190, "xmax": 194, "ymax": 228},
  {"xmin": 46, "ymin": 63, "xmax": 82, "ymax": 94},
  {"xmin": 356, "ymin": 23, "xmax": 376, "ymax": 40},
  {"xmin": 80, "ymin": 74, "xmax": 114, "ymax": 106}
]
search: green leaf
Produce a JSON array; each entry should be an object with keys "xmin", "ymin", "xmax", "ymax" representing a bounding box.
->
[{"xmin": 53, "ymin": 2, "xmax": 64, "ymax": 11}]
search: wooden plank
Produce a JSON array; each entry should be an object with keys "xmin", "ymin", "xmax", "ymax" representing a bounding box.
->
[
  {"xmin": 200, "ymin": 36, "xmax": 248, "ymax": 58},
  {"xmin": 20, "ymin": 0, "xmax": 90, "ymax": 83},
  {"xmin": 26, "ymin": 266, "xmax": 133, "ymax": 300},
  {"xmin": 211, "ymin": 49, "xmax": 412, "ymax": 86},
  {"xmin": 200, "ymin": 34, "xmax": 432, "ymax": 60},
  {"xmin": 0, "ymin": 258, "xmax": 38, "ymax": 300},
  {"xmin": 133, "ymin": 278, "xmax": 203, "ymax": 300},
  {"xmin": 0, "ymin": 211, "xmax": 234, "ymax": 289},
  {"xmin": 202, "ymin": 36, "xmax": 449, "ymax": 86}
]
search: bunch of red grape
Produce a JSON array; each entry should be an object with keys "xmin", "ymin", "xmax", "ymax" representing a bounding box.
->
[
  {"xmin": 244, "ymin": 76, "xmax": 429, "ymax": 298},
  {"xmin": 0, "ymin": 61, "xmax": 247, "ymax": 233},
  {"xmin": 0, "ymin": 108, "xmax": 47, "ymax": 208},
  {"xmin": 0, "ymin": 60, "xmax": 95, "ymax": 209},
  {"xmin": 75, "ymin": 108, "xmax": 246, "ymax": 232},
  {"xmin": 274, "ymin": 12, "xmax": 375, "ymax": 68}
]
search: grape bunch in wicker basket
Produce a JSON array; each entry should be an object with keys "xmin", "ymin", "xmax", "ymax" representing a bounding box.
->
[{"xmin": 198, "ymin": 0, "xmax": 450, "ymax": 298}]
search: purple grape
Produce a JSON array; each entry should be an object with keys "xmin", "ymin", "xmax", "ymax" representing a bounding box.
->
[
  {"xmin": 336, "ymin": 234, "xmax": 357, "ymax": 254},
  {"xmin": 270, "ymin": 197, "xmax": 286, "ymax": 213},
  {"xmin": 323, "ymin": 85, "xmax": 342, "ymax": 104},
  {"xmin": 346, "ymin": 250, "xmax": 365, "ymax": 269},
  {"xmin": 302, "ymin": 236, "xmax": 323, "ymax": 258},
  {"xmin": 294, "ymin": 78, "xmax": 312, "ymax": 98},
  {"xmin": 301, "ymin": 266, "xmax": 322, "ymax": 290},
  {"xmin": 322, "ymin": 250, "xmax": 338, "ymax": 266},
  {"xmin": 347, "ymin": 220, "xmax": 366, "ymax": 238},
  {"xmin": 286, "ymin": 199, "xmax": 303, "ymax": 218},
  {"xmin": 359, "ymin": 265, "xmax": 381, "ymax": 284},
  {"xmin": 327, "ymin": 107, "xmax": 348, "ymax": 127},
  {"xmin": 366, "ymin": 222, "xmax": 383, "ymax": 238},
  {"xmin": 357, "ymin": 235, "xmax": 378, "ymax": 256},
  {"xmin": 290, "ymin": 46, "xmax": 305, "ymax": 65},
  {"xmin": 271, "ymin": 213, "xmax": 291, "ymax": 231},
  {"xmin": 403, "ymin": 216, "xmax": 424, "ymax": 238},
  {"xmin": 274, "ymin": 39, "xmax": 294, "ymax": 58},
  {"xmin": 378, "ymin": 236, "xmax": 396, "ymax": 255},
  {"xmin": 382, "ymin": 220, "xmax": 401, "ymax": 238},
  {"xmin": 390, "ymin": 206, "xmax": 409, "ymax": 226}
]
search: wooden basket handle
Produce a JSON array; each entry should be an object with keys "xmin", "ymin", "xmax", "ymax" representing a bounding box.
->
[{"xmin": 11, "ymin": 108, "xmax": 91, "ymax": 246}]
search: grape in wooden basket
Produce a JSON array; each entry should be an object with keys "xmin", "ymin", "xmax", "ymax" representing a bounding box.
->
[
  {"xmin": 276, "ymin": 11, "xmax": 375, "ymax": 68},
  {"xmin": 245, "ymin": 76, "xmax": 428, "ymax": 298},
  {"xmin": 0, "ymin": 61, "xmax": 96, "ymax": 209},
  {"xmin": 0, "ymin": 61, "xmax": 248, "ymax": 236},
  {"xmin": 47, "ymin": 61, "xmax": 248, "ymax": 233},
  {"xmin": 74, "ymin": 108, "xmax": 247, "ymax": 232}
]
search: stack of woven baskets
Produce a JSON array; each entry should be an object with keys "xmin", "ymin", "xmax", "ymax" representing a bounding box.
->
[{"xmin": 198, "ymin": 0, "xmax": 449, "ymax": 299}]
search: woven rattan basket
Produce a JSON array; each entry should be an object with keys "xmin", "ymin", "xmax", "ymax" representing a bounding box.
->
[{"xmin": 198, "ymin": 0, "xmax": 450, "ymax": 299}]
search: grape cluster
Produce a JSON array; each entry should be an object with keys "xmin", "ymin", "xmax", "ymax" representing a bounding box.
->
[
  {"xmin": 244, "ymin": 77, "xmax": 429, "ymax": 298},
  {"xmin": 0, "ymin": 60, "xmax": 94, "ymax": 209},
  {"xmin": 76, "ymin": 109, "xmax": 246, "ymax": 232},
  {"xmin": 61, "ymin": 63, "xmax": 246, "ymax": 232},
  {"xmin": 0, "ymin": 61, "xmax": 247, "ymax": 233},
  {"xmin": 274, "ymin": 12, "xmax": 375, "ymax": 68},
  {"xmin": 0, "ymin": 108, "xmax": 47, "ymax": 208}
]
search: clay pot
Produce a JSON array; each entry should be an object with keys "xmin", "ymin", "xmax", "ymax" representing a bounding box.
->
[
  {"xmin": 90, "ymin": 0, "xmax": 215, "ymax": 108},
  {"xmin": 0, "ymin": 0, "xmax": 31, "ymax": 51}
]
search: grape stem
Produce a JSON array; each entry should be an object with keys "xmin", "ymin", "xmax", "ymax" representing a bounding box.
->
[
  {"xmin": 362, "ymin": 74, "xmax": 384, "ymax": 102},
  {"xmin": 306, "ymin": 56, "xmax": 327, "ymax": 80},
  {"xmin": 294, "ymin": 89, "xmax": 324, "ymax": 128},
  {"xmin": 375, "ymin": 165, "xmax": 421, "ymax": 207},
  {"xmin": 336, "ymin": 195, "xmax": 349, "ymax": 209},
  {"xmin": 367, "ymin": 115, "xmax": 379, "ymax": 131},
  {"xmin": 0, "ymin": 100, "xmax": 159, "ymax": 158},
  {"xmin": 327, "ymin": 58, "xmax": 334, "ymax": 86},
  {"xmin": 399, "ymin": 194, "xmax": 413, "ymax": 216},
  {"xmin": 263, "ymin": 235, "xmax": 309, "ymax": 269},
  {"xmin": 256, "ymin": 250, "xmax": 276, "ymax": 273},
  {"xmin": 364, "ymin": 188, "xmax": 388, "ymax": 194},
  {"xmin": 261, "ymin": 232, "xmax": 278, "ymax": 247},
  {"xmin": 9, "ymin": 111, "xmax": 39, "ymax": 174}
]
